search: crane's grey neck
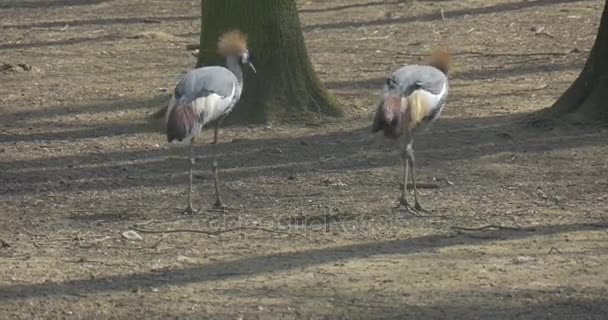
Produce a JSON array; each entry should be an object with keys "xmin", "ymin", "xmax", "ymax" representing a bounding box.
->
[{"xmin": 225, "ymin": 56, "xmax": 243, "ymax": 84}]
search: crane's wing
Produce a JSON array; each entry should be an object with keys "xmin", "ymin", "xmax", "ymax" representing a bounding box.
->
[
  {"xmin": 392, "ymin": 65, "xmax": 447, "ymax": 95},
  {"xmin": 174, "ymin": 66, "xmax": 238, "ymax": 103}
]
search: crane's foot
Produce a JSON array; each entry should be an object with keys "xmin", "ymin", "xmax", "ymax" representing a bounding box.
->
[
  {"xmin": 414, "ymin": 202, "xmax": 430, "ymax": 214},
  {"xmin": 211, "ymin": 199, "xmax": 229, "ymax": 212},
  {"xmin": 183, "ymin": 205, "xmax": 197, "ymax": 215},
  {"xmin": 396, "ymin": 199, "xmax": 432, "ymax": 217},
  {"xmin": 396, "ymin": 198, "xmax": 417, "ymax": 216}
]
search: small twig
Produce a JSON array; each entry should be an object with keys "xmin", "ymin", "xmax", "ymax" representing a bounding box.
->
[
  {"xmin": 451, "ymin": 224, "xmax": 530, "ymax": 231},
  {"xmin": 282, "ymin": 192, "xmax": 324, "ymax": 198},
  {"xmin": 308, "ymin": 93, "xmax": 323, "ymax": 120},
  {"xmin": 548, "ymin": 247, "xmax": 561, "ymax": 254},
  {"xmin": 400, "ymin": 182, "xmax": 441, "ymax": 189},
  {"xmin": 353, "ymin": 35, "xmax": 391, "ymax": 41},
  {"xmin": 0, "ymin": 239, "xmax": 10, "ymax": 248},
  {"xmin": 91, "ymin": 236, "xmax": 113, "ymax": 243},
  {"xmin": 320, "ymin": 156, "xmax": 336, "ymax": 163},
  {"xmin": 22, "ymin": 231, "xmax": 50, "ymax": 239},
  {"xmin": 185, "ymin": 43, "xmax": 199, "ymax": 51},
  {"xmin": 130, "ymin": 226, "xmax": 306, "ymax": 238},
  {"xmin": 142, "ymin": 18, "xmax": 162, "ymax": 23},
  {"xmin": 440, "ymin": 8, "xmax": 446, "ymax": 21},
  {"xmin": 133, "ymin": 220, "xmax": 157, "ymax": 227}
]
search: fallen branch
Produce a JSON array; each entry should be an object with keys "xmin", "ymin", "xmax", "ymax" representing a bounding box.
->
[
  {"xmin": 451, "ymin": 224, "xmax": 532, "ymax": 232},
  {"xmin": 130, "ymin": 226, "xmax": 306, "ymax": 238}
]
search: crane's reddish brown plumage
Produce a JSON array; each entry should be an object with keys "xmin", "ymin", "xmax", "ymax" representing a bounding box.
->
[
  {"xmin": 166, "ymin": 103, "xmax": 199, "ymax": 142},
  {"xmin": 372, "ymin": 96, "xmax": 403, "ymax": 139}
]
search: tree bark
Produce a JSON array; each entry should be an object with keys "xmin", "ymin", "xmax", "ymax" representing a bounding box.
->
[
  {"xmin": 538, "ymin": 0, "xmax": 608, "ymax": 123},
  {"xmin": 197, "ymin": 0, "xmax": 342, "ymax": 124}
]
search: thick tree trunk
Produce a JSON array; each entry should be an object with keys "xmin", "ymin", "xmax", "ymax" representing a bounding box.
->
[
  {"xmin": 538, "ymin": 0, "xmax": 608, "ymax": 123},
  {"xmin": 197, "ymin": 0, "xmax": 342, "ymax": 124}
]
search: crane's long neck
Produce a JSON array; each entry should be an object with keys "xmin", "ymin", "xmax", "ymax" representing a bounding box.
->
[{"xmin": 225, "ymin": 56, "xmax": 243, "ymax": 85}]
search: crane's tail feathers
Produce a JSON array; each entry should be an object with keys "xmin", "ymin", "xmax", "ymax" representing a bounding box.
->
[
  {"xmin": 427, "ymin": 48, "xmax": 452, "ymax": 75},
  {"xmin": 166, "ymin": 102, "xmax": 199, "ymax": 143},
  {"xmin": 218, "ymin": 30, "xmax": 248, "ymax": 57}
]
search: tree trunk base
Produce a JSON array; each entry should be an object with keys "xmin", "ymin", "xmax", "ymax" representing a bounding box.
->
[
  {"xmin": 531, "ymin": 0, "xmax": 608, "ymax": 127},
  {"xmin": 530, "ymin": 75, "xmax": 608, "ymax": 127},
  {"xmin": 198, "ymin": 0, "xmax": 342, "ymax": 125}
]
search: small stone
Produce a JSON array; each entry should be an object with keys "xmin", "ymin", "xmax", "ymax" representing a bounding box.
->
[{"xmin": 121, "ymin": 230, "xmax": 143, "ymax": 241}]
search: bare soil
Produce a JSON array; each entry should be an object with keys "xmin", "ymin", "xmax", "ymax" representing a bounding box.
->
[{"xmin": 1, "ymin": 0, "xmax": 608, "ymax": 319}]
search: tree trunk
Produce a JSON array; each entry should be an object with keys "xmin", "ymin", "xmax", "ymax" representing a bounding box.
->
[
  {"xmin": 538, "ymin": 0, "xmax": 608, "ymax": 123},
  {"xmin": 197, "ymin": 0, "xmax": 342, "ymax": 124}
]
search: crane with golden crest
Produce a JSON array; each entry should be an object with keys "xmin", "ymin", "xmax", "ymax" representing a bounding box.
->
[
  {"xmin": 372, "ymin": 49, "xmax": 452, "ymax": 215},
  {"xmin": 164, "ymin": 30, "xmax": 256, "ymax": 214}
]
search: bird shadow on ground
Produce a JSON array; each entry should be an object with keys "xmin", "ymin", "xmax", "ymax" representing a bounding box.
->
[{"xmin": 0, "ymin": 222, "xmax": 606, "ymax": 302}]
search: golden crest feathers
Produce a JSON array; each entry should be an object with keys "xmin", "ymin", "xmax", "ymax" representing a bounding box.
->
[
  {"xmin": 217, "ymin": 30, "xmax": 248, "ymax": 57},
  {"xmin": 426, "ymin": 48, "xmax": 452, "ymax": 75}
]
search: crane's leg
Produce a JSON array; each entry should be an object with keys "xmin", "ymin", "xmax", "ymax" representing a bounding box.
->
[
  {"xmin": 211, "ymin": 121, "xmax": 226, "ymax": 209},
  {"xmin": 406, "ymin": 143, "xmax": 428, "ymax": 213},
  {"xmin": 185, "ymin": 139, "xmax": 195, "ymax": 214},
  {"xmin": 398, "ymin": 145, "xmax": 416, "ymax": 214}
]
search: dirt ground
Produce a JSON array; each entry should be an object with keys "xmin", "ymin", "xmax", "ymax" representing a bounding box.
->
[{"xmin": 1, "ymin": 0, "xmax": 608, "ymax": 319}]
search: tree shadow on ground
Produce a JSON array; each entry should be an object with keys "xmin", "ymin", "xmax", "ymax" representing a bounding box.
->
[
  {"xmin": 299, "ymin": 0, "xmax": 395, "ymax": 13},
  {"xmin": 0, "ymin": 34, "xmax": 125, "ymax": 51},
  {"xmin": 303, "ymin": 0, "xmax": 589, "ymax": 31},
  {"xmin": 0, "ymin": 15, "xmax": 198, "ymax": 30},
  {"xmin": 196, "ymin": 287, "xmax": 607, "ymax": 319},
  {"xmin": 0, "ymin": 222, "xmax": 606, "ymax": 301},
  {"xmin": 327, "ymin": 61, "xmax": 583, "ymax": 90},
  {"xmin": 0, "ymin": 0, "xmax": 109, "ymax": 9},
  {"xmin": 1, "ymin": 56, "xmax": 581, "ymax": 142},
  {"xmin": 1, "ymin": 109, "xmax": 606, "ymax": 197}
]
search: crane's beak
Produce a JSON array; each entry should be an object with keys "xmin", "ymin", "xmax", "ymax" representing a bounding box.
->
[{"xmin": 248, "ymin": 62, "xmax": 257, "ymax": 73}]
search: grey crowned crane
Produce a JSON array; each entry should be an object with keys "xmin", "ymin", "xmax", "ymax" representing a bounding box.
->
[
  {"xmin": 165, "ymin": 30, "xmax": 255, "ymax": 214},
  {"xmin": 372, "ymin": 49, "xmax": 451, "ymax": 215}
]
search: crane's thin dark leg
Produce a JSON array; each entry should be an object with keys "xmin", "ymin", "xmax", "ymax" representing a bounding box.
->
[
  {"xmin": 398, "ymin": 146, "xmax": 416, "ymax": 215},
  {"xmin": 185, "ymin": 139, "xmax": 195, "ymax": 214},
  {"xmin": 406, "ymin": 144, "xmax": 428, "ymax": 213},
  {"xmin": 211, "ymin": 121, "xmax": 226, "ymax": 209},
  {"xmin": 399, "ymin": 150, "xmax": 410, "ymax": 206}
]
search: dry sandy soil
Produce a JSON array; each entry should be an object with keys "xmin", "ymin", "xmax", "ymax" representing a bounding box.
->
[{"xmin": 1, "ymin": 0, "xmax": 608, "ymax": 319}]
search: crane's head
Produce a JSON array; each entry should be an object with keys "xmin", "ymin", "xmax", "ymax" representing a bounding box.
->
[
  {"xmin": 218, "ymin": 30, "xmax": 256, "ymax": 73},
  {"xmin": 382, "ymin": 76, "xmax": 403, "ymax": 118},
  {"xmin": 371, "ymin": 76, "xmax": 405, "ymax": 138},
  {"xmin": 240, "ymin": 50, "xmax": 256, "ymax": 73}
]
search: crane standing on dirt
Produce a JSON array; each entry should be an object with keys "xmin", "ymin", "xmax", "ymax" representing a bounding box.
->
[
  {"xmin": 372, "ymin": 49, "xmax": 451, "ymax": 215},
  {"xmin": 163, "ymin": 30, "xmax": 256, "ymax": 214}
]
